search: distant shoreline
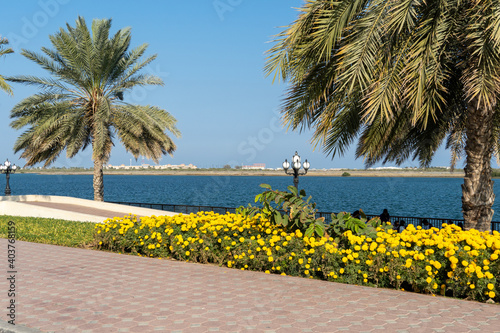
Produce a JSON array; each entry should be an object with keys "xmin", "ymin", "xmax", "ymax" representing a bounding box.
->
[{"xmin": 19, "ymin": 169, "xmax": 467, "ymax": 178}]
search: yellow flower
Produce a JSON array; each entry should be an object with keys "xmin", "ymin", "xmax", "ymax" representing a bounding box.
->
[
  {"xmin": 268, "ymin": 256, "xmax": 274, "ymax": 262},
  {"xmin": 304, "ymin": 270, "xmax": 310, "ymax": 275},
  {"xmin": 298, "ymin": 258, "xmax": 304, "ymax": 265},
  {"xmin": 470, "ymin": 284, "xmax": 475, "ymax": 289},
  {"xmin": 488, "ymin": 283, "xmax": 494, "ymax": 290},
  {"xmin": 489, "ymin": 291, "xmax": 496, "ymax": 298}
]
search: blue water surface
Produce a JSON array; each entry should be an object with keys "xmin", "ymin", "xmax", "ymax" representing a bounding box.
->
[{"xmin": 2, "ymin": 173, "xmax": 498, "ymax": 220}]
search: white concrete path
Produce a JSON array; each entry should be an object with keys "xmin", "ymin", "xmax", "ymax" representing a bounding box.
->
[{"xmin": 0, "ymin": 195, "xmax": 177, "ymax": 222}]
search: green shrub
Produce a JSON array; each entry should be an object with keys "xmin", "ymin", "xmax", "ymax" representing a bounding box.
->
[
  {"xmin": 327, "ymin": 210, "xmax": 392, "ymax": 246},
  {"xmin": 236, "ymin": 184, "xmax": 325, "ymax": 237}
]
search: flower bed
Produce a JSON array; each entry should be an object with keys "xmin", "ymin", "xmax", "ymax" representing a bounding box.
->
[{"xmin": 94, "ymin": 211, "xmax": 500, "ymax": 303}]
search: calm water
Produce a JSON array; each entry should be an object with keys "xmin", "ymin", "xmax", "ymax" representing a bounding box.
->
[{"xmin": 2, "ymin": 173, "xmax": 500, "ymax": 220}]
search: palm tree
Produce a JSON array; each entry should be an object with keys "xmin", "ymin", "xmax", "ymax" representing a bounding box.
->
[
  {"xmin": 9, "ymin": 17, "xmax": 180, "ymax": 201},
  {"xmin": 265, "ymin": 0, "xmax": 500, "ymax": 231},
  {"xmin": 0, "ymin": 36, "xmax": 14, "ymax": 95}
]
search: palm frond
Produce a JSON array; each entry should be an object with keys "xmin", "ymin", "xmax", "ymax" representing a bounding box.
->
[{"xmin": 0, "ymin": 36, "xmax": 14, "ymax": 95}]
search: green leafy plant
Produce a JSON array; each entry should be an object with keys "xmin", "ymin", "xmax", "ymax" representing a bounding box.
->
[
  {"xmin": 327, "ymin": 210, "xmax": 392, "ymax": 245},
  {"xmin": 236, "ymin": 184, "xmax": 325, "ymax": 237},
  {"xmin": 341, "ymin": 172, "xmax": 351, "ymax": 177}
]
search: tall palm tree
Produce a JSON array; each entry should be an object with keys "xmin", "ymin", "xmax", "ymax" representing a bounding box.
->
[
  {"xmin": 9, "ymin": 17, "xmax": 180, "ymax": 201},
  {"xmin": 265, "ymin": 0, "xmax": 500, "ymax": 231},
  {"xmin": 0, "ymin": 36, "xmax": 14, "ymax": 95}
]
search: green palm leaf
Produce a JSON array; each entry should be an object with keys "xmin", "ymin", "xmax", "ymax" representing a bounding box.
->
[{"xmin": 0, "ymin": 37, "xmax": 14, "ymax": 95}]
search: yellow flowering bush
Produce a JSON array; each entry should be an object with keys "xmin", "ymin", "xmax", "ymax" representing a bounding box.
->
[{"xmin": 95, "ymin": 213, "xmax": 500, "ymax": 303}]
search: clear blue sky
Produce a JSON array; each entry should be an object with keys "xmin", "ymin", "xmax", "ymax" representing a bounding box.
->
[{"xmin": 0, "ymin": 0, "xmax": 477, "ymax": 169}]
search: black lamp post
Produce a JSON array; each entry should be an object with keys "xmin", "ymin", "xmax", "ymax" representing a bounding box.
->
[
  {"xmin": 1, "ymin": 159, "xmax": 17, "ymax": 196},
  {"xmin": 282, "ymin": 151, "xmax": 310, "ymax": 189}
]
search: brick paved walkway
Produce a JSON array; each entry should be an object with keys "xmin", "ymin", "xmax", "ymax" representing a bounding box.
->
[{"xmin": 1, "ymin": 239, "xmax": 499, "ymax": 333}]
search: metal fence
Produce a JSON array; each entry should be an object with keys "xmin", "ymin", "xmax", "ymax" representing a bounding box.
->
[
  {"xmin": 109, "ymin": 201, "xmax": 236, "ymax": 215},
  {"xmin": 317, "ymin": 212, "xmax": 500, "ymax": 231},
  {"xmin": 108, "ymin": 201, "xmax": 500, "ymax": 232}
]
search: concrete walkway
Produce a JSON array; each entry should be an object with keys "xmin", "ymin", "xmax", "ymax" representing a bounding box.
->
[
  {"xmin": 1, "ymin": 198, "xmax": 500, "ymax": 332},
  {"xmin": 0, "ymin": 195, "xmax": 176, "ymax": 222}
]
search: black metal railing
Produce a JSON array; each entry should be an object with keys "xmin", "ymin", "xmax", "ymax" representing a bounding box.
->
[
  {"xmin": 107, "ymin": 201, "xmax": 500, "ymax": 232},
  {"xmin": 316, "ymin": 212, "xmax": 500, "ymax": 231},
  {"xmin": 109, "ymin": 201, "xmax": 237, "ymax": 215}
]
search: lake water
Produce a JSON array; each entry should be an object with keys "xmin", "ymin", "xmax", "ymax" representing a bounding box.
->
[{"xmin": 2, "ymin": 173, "xmax": 499, "ymax": 220}]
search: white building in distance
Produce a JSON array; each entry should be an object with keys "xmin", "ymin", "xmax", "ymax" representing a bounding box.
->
[
  {"xmin": 242, "ymin": 163, "xmax": 266, "ymax": 170},
  {"xmin": 106, "ymin": 163, "xmax": 198, "ymax": 170}
]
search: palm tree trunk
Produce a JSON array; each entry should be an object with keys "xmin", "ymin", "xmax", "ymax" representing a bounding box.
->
[
  {"xmin": 462, "ymin": 102, "xmax": 494, "ymax": 231},
  {"xmin": 93, "ymin": 158, "xmax": 104, "ymax": 201}
]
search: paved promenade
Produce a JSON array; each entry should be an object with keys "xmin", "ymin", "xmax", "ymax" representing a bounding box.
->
[
  {"xmin": 1, "ymin": 238, "xmax": 500, "ymax": 333},
  {"xmin": 1, "ymin": 198, "xmax": 500, "ymax": 332}
]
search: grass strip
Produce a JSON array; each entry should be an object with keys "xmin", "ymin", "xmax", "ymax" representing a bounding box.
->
[{"xmin": 0, "ymin": 215, "xmax": 96, "ymax": 248}]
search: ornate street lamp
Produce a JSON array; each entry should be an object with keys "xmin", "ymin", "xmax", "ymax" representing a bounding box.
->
[
  {"xmin": 282, "ymin": 151, "xmax": 310, "ymax": 189},
  {"xmin": 0, "ymin": 159, "xmax": 17, "ymax": 196}
]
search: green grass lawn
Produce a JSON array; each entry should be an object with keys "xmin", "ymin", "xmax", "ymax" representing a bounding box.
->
[{"xmin": 0, "ymin": 215, "xmax": 96, "ymax": 248}]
